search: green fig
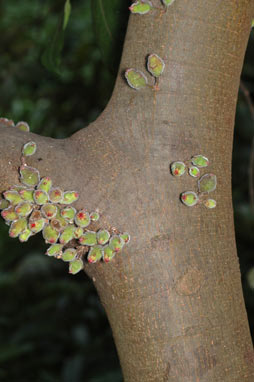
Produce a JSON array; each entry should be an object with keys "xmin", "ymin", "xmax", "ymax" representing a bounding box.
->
[
  {"xmin": 204, "ymin": 199, "xmax": 217, "ymax": 209},
  {"xmin": 170, "ymin": 161, "xmax": 186, "ymax": 177},
  {"xmin": 191, "ymin": 155, "xmax": 209, "ymax": 168},
  {"xmin": 147, "ymin": 53, "xmax": 165, "ymax": 77},
  {"xmin": 61, "ymin": 206, "xmax": 76, "ymax": 223},
  {"xmin": 1, "ymin": 206, "xmax": 18, "ymax": 222},
  {"xmin": 74, "ymin": 226, "xmax": 83, "ymax": 239},
  {"xmin": 161, "ymin": 0, "xmax": 176, "ymax": 6},
  {"xmin": 49, "ymin": 188, "xmax": 63, "ymax": 203},
  {"xmin": 109, "ymin": 235, "xmax": 125, "ymax": 252},
  {"xmin": 79, "ymin": 231, "xmax": 97, "ymax": 246},
  {"xmin": 96, "ymin": 229, "xmax": 110, "ymax": 245},
  {"xmin": 125, "ymin": 69, "xmax": 148, "ymax": 90},
  {"xmin": 15, "ymin": 201, "xmax": 33, "ymax": 217},
  {"xmin": 119, "ymin": 232, "xmax": 131, "ymax": 244},
  {"xmin": 180, "ymin": 191, "xmax": 199, "ymax": 207},
  {"xmin": 37, "ymin": 177, "xmax": 52, "ymax": 193},
  {"xmin": 22, "ymin": 141, "xmax": 37, "ymax": 156},
  {"xmin": 103, "ymin": 246, "xmax": 115, "ymax": 263},
  {"xmin": 129, "ymin": 1, "xmax": 152, "ymax": 15},
  {"xmin": 198, "ymin": 174, "xmax": 217, "ymax": 194},
  {"xmin": 33, "ymin": 190, "xmax": 48, "ymax": 205},
  {"xmin": 188, "ymin": 166, "xmax": 200, "ymax": 178},
  {"xmin": 62, "ymin": 248, "xmax": 77, "ymax": 262},
  {"xmin": 41, "ymin": 203, "xmax": 58, "ymax": 219},
  {"xmin": 62, "ymin": 191, "xmax": 79, "ymax": 204},
  {"xmin": 74, "ymin": 210, "xmax": 90, "ymax": 228},
  {"xmin": 29, "ymin": 218, "xmax": 46, "ymax": 233},
  {"xmin": 9, "ymin": 218, "xmax": 27, "ymax": 238},
  {"xmin": 43, "ymin": 224, "xmax": 60, "ymax": 244},
  {"xmin": 3, "ymin": 190, "xmax": 23, "ymax": 206},
  {"xmin": 69, "ymin": 259, "xmax": 84, "ymax": 275},
  {"xmin": 90, "ymin": 211, "xmax": 100, "ymax": 222},
  {"xmin": 59, "ymin": 225, "xmax": 75, "ymax": 245},
  {"xmin": 46, "ymin": 243, "xmax": 63, "ymax": 257},
  {"xmin": 16, "ymin": 121, "xmax": 30, "ymax": 132},
  {"xmin": 20, "ymin": 165, "xmax": 40, "ymax": 187},
  {"xmin": 87, "ymin": 245, "xmax": 103, "ymax": 263},
  {"xmin": 0, "ymin": 199, "xmax": 9, "ymax": 210},
  {"xmin": 19, "ymin": 228, "xmax": 33, "ymax": 242},
  {"xmin": 19, "ymin": 188, "xmax": 34, "ymax": 203}
]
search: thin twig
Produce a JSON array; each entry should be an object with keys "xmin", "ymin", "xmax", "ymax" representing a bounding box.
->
[{"xmin": 240, "ymin": 80, "xmax": 254, "ymax": 210}]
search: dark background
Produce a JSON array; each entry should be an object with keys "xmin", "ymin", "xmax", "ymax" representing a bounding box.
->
[{"xmin": 0, "ymin": 1, "xmax": 253, "ymax": 381}]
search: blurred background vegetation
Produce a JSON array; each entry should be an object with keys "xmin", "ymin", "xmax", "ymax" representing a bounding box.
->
[{"xmin": 0, "ymin": 1, "xmax": 253, "ymax": 381}]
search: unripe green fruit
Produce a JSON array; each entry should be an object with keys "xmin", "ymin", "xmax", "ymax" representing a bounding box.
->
[
  {"xmin": 0, "ymin": 199, "xmax": 9, "ymax": 210},
  {"xmin": 90, "ymin": 211, "xmax": 100, "ymax": 222},
  {"xmin": 204, "ymin": 199, "xmax": 217, "ymax": 209},
  {"xmin": 22, "ymin": 141, "xmax": 37, "ymax": 156},
  {"xmin": 74, "ymin": 210, "xmax": 90, "ymax": 228},
  {"xmin": 19, "ymin": 188, "xmax": 34, "ymax": 203},
  {"xmin": 96, "ymin": 229, "xmax": 110, "ymax": 245},
  {"xmin": 180, "ymin": 191, "xmax": 199, "ymax": 207},
  {"xmin": 119, "ymin": 232, "xmax": 130, "ymax": 244},
  {"xmin": 46, "ymin": 243, "xmax": 63, "ymax": 257},
  {"xmin": 188, "ymin": 166, "xmax": 200, "ymax": 178},
  {"xmin": 9, "ymin": 218, "xmax": 27, "ymax": 238},
  {"xmin": 129, "ymin": 1, "xmax": 152, "ymax": 14},
  {"xmin": 109, "ymin": 235, "xmax": 125, "ymax": 252},
  {"xmin": 1, "ymin": 206, "xmax": 18, "ymax": 222},
  {"xmin": 19, "ymin": 228, "xmax": 33, "ymax": 242},
  {"xmin": 20, "ymin": 166, "xmax": 40, "ymax": 187},
  {"xmin": 62, "ymin": 191, "xmax": 79, "ymax": 204},
  {"xmin": 62, "ymin": 248, "xmax": 77, "ymax": 262},
  {"xmin": 69, "ymin": 259, "xmax": 84, "ymax": 275},
  {"xmin": 79, "ymin": 231, "xmax": 97, "ymax": 246},
  {"xmin": 170, "ymin": 161, "xmax": 186, "ymax": 177},
  {"xmin": 147, "ymin": 54, "xmax": 165, "ymax": 78},
  {"xmin": 87, "ymin": 245, "xmax": 103, "ymax": 263},
  {"xmin": 29, "ymin": 218, "xmax": 46, "ymax": 233},
  {"xmin": 37, "ymin": 177, "xmax": 52, "ymax": 193},
  {"xmin": 61, "ymin": 206, "xmax": 76, "ymax": 223},
  {"xmin": 15, "ymin": 201, "xmax": 33, "ymax": 217},
  {"xmin": 59, "ymin": 225, "xmax": 75, "ymax": 245},
  {"xmin": 191, "ymin": 155, "xmax": 209, "ymax": 168},
  {"xmin": 125, "ymin": 69, "xmax": 148, "ymax": 90},
  {"xmin": 33, "ymin": 190, "xmax": 49, "ymax": 205},
  {"xmin": 3, "ymin": 190, "xmax": 23, "ymax": 206},
  {"xmin": 198, "ymin": 174, "xmax": 217, "ymax": 194},
  {"xmin": 49, "ymin": 188, "xmax": 63, "ymax": 203},
  {"xmin": 43, "ymin": 224, "xmax": 59, "ymax": 244},
  {"xmin": 41, "ymin": 203, "xmax": 58, "ymax": 219},
  {"xmin": 16, "ymin": 121, "xmax": 30, "ymax": 132},
  {"xmin": 73, "ymin": 226, "xmax": 83, "ymax": 239},
  {"xmin": 103, "ymin": 246, "xmax": 115, "ymax": 263}
]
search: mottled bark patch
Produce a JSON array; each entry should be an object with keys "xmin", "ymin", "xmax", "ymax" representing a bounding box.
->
[
  {"xmin": 175, "ymin": 267, "xmax": 204, "ymax": 296},
  {"xmin": 244, "ymin": 348, "xmax": 254, "ymax": 366},
  {"xmin": 168, "ymin": 344, "xmax": 217, "ymax": 378}
]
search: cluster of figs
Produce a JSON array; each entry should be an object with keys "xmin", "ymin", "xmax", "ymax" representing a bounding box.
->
[
  {"xmin": 125, "ymin": 53, "xmax": 165, "ymax": 91},
  {"xmin": 170, "ymin": 155, "xmax": 217, "ymax": 208},
  {"xmin": 129, "ymin": 0, "xmax": 176, "ymax": 15},
  {"xmin": 0, "ymin": 137, "xmax": 130, "ymax": 275}
]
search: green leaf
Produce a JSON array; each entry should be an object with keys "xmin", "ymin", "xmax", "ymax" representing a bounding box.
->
[
  {"xmin": 41, "ymin": 20, "xmax": 65, "ymax": 75},
  {"xmin": 91, "ymin": 0, "xmax": 129, "ymax": 73},
  {"xmin": 63, "ymin": 0, "xmax": 72, "ymax": 30}
]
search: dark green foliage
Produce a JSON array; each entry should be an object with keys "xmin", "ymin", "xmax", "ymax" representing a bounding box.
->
[{"xmin": 0, "ymin": 0, "xmax": 126, "ymax": 380}]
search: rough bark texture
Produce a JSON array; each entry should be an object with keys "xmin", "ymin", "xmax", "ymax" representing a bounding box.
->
[{"xmin": 1, "ymin": 1, "xmax": 254, "ymax": 381}]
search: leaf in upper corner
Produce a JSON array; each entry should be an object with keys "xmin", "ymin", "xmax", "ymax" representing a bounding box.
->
[
  {"xmin": 41, "ymin": 1, "xmax": 71, "ymax": 75},
  {"xmin": 91, "ymin": 0, "xmax": 129, "ymax": 74},
  {"xmin": 63, "ymin": 0, "xmax": 72, "ymax": 30}
]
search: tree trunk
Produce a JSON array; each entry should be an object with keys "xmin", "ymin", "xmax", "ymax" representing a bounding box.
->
[{"xmin": 1, "ymin": 0, "xmax": 254, "ymax": 381}]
